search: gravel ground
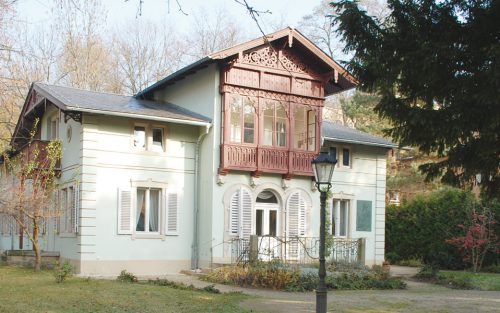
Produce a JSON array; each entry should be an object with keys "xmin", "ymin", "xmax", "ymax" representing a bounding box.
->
[
  {"xmin": 239, "ymin": 280, "xmax": 500, "ymax": 313},
  {"xmin": 148, "ymin": 267, "xmax": 500, "ymax": 313}
]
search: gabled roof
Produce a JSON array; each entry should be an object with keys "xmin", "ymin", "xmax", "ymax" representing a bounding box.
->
[
  {"xmin": 322, "ymin": 121, "xmax": 397, "ymax": 149},
  {"xmin": 136, "ymin": 27, "xmax": 357, "ymax": 98},
  {"xmin": 32, "ymin": 83, "xmax": 212, "ymax": 126}
]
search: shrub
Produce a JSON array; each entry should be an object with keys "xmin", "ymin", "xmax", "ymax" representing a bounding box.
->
[
  {"xmin": 204, "ymin": 261, "xmax": 406, "ymax": 291},
  {"xmin": 53, "ymin": 261, "xmax": 74, "ymax": 283},
  {"xmin": 204, "ymin": 260, "xmax": 301, "ymax": 290},
  {"xmin": 397, "ymin": 258, "xmax": 424, "ymax": 267},
  {"xmin": 414, "ymin": 265, "xmax": 440, "ymax": 280},
  {"xmin": 117, "ymin": 270, "xmax": 138, "ymax": 283},
  {"xmin": 386, "ymin": 188, "xmax": 500, "ymax": 269}
]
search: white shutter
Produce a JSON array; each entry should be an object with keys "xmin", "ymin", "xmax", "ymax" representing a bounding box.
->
[
  {"xmin": 73, "ymin": 183, "xmax": 80, "ymax": 234},
  {"xmin": 287, "ymin": 192, "xmax": 300, "ymax": 238},
  {"xmin": 117, "ymin": 188, "xmax": 133, "ymax": 235},
  {"xmin": 287, "ymin": 191, "xmax": 307, "ymax": 259},
  {"xmin": 229, "ymin": 191, "xmax": 240, "ymax": 235},
  {"xmin": 166, "ymin": 192, "xmax": 178, "ymax": 235},
  {"xmin": 299, "ymin": 194, "xmax": 306, "ymax": 236},
  {"xmin": 240, "ymin": 188, "xmax": 252, "ymax": 239}
]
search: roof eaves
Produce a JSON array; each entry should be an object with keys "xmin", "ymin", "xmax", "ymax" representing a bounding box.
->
[
  {"xmin": 323, "ymin": 136, "xmax": 398, "ymax": 149},
  {"xmin": 66, "ymin": 106, "xmax": 212, "ymax": 127}
]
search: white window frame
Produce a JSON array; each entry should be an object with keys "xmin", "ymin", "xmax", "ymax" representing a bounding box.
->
[
  {"xmin": 58, "ymin": 182, "xmax": 78, "ymax": 237},
  {"xmin": 49, "ymin": 113, "xmax": 59, "ymax": 140},
  {"xmin": 132, "ymin": 123, "xmax": 166, "ymax": 153},
  {"xmin": 332, "ymin": 199, "xmax": 351, "ymax": 238},
  {"xmin": 341, "ymin": 148, "xmax": 351, "ymax": 168},
  {"xmin": 134, "ymin": 187, "xmax": 162, "ymax": 235},
  {"xmin": 328, "ymin": 145, "xmax": 352, "ymax": 169},
  {"xmin": 123, "ymin": 179, "xmax": 177, "ymax": 239}
]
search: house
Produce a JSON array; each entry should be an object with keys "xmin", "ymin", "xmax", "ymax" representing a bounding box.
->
[{"xmin": 0, "ymin": 28, "xmax": 396, "ymax": 275}]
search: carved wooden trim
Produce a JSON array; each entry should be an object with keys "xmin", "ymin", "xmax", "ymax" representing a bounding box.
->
[
  {"xmin": 238, "ymin": 46, "xmax": 316, "ymax": 76},
  {"xmin": 221, "ymin": 85, "xmax": 324, "ymax": 106}
]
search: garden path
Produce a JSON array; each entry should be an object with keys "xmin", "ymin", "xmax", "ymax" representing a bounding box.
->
[{"xmin": 142, "ymin": 267, "xmax": 500, "ymax": 313}]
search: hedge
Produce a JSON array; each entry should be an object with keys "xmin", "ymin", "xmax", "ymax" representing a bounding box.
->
[{"xmin": 385, "ymin": 188, "xmax": 500, "ymax": 269}]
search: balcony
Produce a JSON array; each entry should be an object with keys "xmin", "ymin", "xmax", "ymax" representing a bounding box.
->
[
  {"xmin": 19, "ymin": 140, "xmax": 61, "ymax": 172},
  {"xmin": 220, "ymin": 143, "xmax": 316, "ymax": 176}
]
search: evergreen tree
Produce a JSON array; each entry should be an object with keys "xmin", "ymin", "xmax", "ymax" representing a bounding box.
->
[{"xmin": 332, "ymin": 0, "xmax": 500, "ymax": 197}]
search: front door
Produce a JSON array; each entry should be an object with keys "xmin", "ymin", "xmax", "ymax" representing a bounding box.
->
[{"xmin": 255, "ymin": 203, "xmax": 280, "ymax": 260}]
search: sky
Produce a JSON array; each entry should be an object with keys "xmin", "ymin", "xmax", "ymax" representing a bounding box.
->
[{"xmin": 15, "ymin": 0, "xmax": 323, "ymax": 38}]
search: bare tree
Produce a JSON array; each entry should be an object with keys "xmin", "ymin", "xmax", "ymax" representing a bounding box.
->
[
  {"xmin": 113, "ymin": 20, "xmax": 185, "ymax": 95},
  {"xmin": 55, "ymin": 0, "xmax": 120, "ymax": 93},
  {"xmin": 0, "ymin": 121, "xmax": 62, "ymax": 271},
  {"xmin": 298, "ymin": 0, "xmax": 342, "ymax": 60},
  {"xmin": 186, "ymin": 7, "xmax": 246, "ymax": 59}
]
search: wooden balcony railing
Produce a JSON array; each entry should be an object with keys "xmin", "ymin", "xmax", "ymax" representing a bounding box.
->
[
  {"xmin": 20, "ymin": 140, "xmax": 61, "ymax": 171},
  {"xmin": 221, "ymin": 143, "xmax": 315, "ymax": 176}
]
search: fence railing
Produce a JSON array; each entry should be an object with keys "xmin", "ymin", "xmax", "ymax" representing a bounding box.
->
[{"xmin": 230, "ymin": 236, "xmax": 364, "ymax": 266}]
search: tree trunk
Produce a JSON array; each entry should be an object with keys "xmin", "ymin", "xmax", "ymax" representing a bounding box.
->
[{"xmin": 32, "ymin": 223, "xmax": 41, "ymax": 271}]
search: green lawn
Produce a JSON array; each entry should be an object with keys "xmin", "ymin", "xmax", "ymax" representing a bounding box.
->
[
  {"xmin": 438, "ymin": 271, "xmax": 500, "ymax": 291},
  {"xmin": 0, "ymin": 266, "xmax": 251, "ymax": 313}
]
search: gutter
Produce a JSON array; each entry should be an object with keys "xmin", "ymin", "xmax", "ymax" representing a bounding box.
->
[
  {"xmin": 192, "ymin": 124, "xmax": 211, "ymax": 270},
  {"xmin": 68, "ymin": 107, "xmax": 211, "ymax": 127},
  {"xmin": 323, "ymin": 136, "xmax": 398, "ymax": 149}
]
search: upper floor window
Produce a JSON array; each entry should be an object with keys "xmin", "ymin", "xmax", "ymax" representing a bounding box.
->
[
  {"xmin": 133, "ymin": 124, "xmax": 165, "ymax": 152},
  {"xmin": 263, "ymin": 100, "xmax": 287, "ymax": 147},
  {"xmin": 134, "ymin": 126, "xmax": 146, "ymax": 149},
  {"xmin": 47, "ymin": 114, "xmax": 59, "ymax": 140},
  {"xmin": 293, "ymin": 106, "xmax": 316, "ymax": 151},
  {"xmin": 152, "ymin": 128, "xmax": 164, "ymax": 152},
  {"xmin": 342, "ymin": 148, "xmax": 350, "ymax": 167},
  {"xmin": 229, "ymin": 95, "xmax": 255, "ymax": 144}
]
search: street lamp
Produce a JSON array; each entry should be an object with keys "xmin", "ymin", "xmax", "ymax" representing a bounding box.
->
[{"xmin": 312, "ymin": 151, "xmax": 337, "ymax": 313}]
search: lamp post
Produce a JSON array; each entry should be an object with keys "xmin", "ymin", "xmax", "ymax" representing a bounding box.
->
[{"xmin": 312, "ymin": 151, "xmax": 337, "ymax": 313}]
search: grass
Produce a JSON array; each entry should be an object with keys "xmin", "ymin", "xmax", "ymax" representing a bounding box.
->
[
  {"xmin": 0, "ymin": 265, "xmax": 251, "ymax": 313},
  {"xmin": 437, "ymin": 271, "xmax": 500, "ymax": 291}
]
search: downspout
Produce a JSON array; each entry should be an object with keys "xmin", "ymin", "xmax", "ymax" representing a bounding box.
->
[{"xmin": 192, "ymin": 124, "xmax": 211, "ymax": 270}]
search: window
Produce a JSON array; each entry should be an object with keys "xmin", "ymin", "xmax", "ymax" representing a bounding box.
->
[
  {"xmin": 133, "ymin": 125, "xmax": 165, "ymax": 152},
  {"xmin": 118, "ymin": 184, "xmax": 178, "ymax": 236},
  {"xmin": 59, "ymin": 184, "xmax": 79, "ymax": 234},
  {"xmin": 135, "ymin": 188, "xmax": 160, "ymax": 233},
  {"xmin": 48, "ymin": 114, "xmax": 59, "ymax": 140},
  {"xmin": 342, "ymin": 148, "xmax": 350, "ymax": 167},
  {"xmin": 332, "ymin": 199, "xmax": 350, "ymax": 237},
  {"xmin": 229, "ymin": 95, "xmax": 255, "ymax": 144},
  {"xmin": 328, "ymin": 146, "xmax": 351, "ymax": 168},
  {"xmin": 134, "ymin": 126, "xmax": 146, "ymax": 149},
  {"xmin": 152, "ymin": 128, "xmax": 164, "ymax": 152},
  {"xmin": 293, "ymin": 106, "xmax": 316, "ymax": 151},
  {"xmin": 263, "ymin": 100, "xmax": 287, "ymax": 147},
  {"xmin": 329, "ymin": 147, "xmax": 337, "ymax": 161}
]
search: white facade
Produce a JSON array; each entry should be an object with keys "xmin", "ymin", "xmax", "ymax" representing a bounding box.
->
[{"xmin": 1, "ymin": 31, "xmax": 390, "ymax": 275}]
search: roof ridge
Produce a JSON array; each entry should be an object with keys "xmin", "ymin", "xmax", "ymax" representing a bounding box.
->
[{"xmin": 34, "ymin": 82, "xmax": 130, "ymax": 98}]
